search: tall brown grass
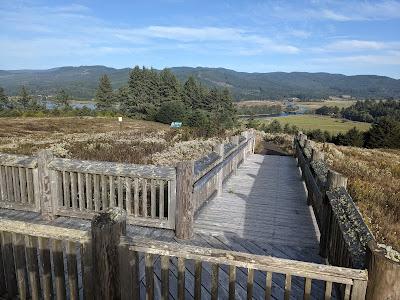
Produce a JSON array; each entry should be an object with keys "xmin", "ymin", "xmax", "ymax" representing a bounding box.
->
[{"xmin": 318, "ymin": 143, "xmax": 400, "ymax": 251}]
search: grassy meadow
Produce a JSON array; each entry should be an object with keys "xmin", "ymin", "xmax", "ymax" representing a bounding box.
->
[
  {"xmin": 297, "ymin": 100, "xmax": 356, "ymax": 111},
  {"xmin": 266, "ymin": 115, "xmax": 371, "ymax": 135},
  {"xmin": 0, "ymin": 117, "xmax": 221, "ymax": 166}
]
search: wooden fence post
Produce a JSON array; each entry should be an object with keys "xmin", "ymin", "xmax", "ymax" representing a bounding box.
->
[
  {"xmin": 232, "ymin": 136, "xmax": 240, "ymax": 175},
  {"xmin": 327, "ymin": 170, "xmax": 348, "ymax": 190},
  {"xmin": 311, "ymin": 148, "xmax": 324, "ymax": 162},
  {"xmin": 320, "ymin": 170, "xmax": 348, "ymax": 258},
  {"xmin": 92, "ymin": 207, "xmax": 127, "ymax": 299},
  {"xmin": 366, "ymin": 241, "xmax": 400, "ymax": 300},
  {"xmin": 176, "ymin": 161, "xmax": 195, "ymax": 239},
  {"xmin": 215, "ymin": 144, "xmax": 224, "ymax": 196},
  {"xmin": 37, "ymin": 150, "xmax": 55, "ymax": 220}
]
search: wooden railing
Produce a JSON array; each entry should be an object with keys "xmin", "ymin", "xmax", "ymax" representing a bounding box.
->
[
  {"xmin": 0, "ymin": 208, "xmax": 369, "ymax": 300},
  {"xmin": 0, "ymin": 131, "xmax": 255, "ymax": 234},
  {"xmin": 294, "ymin": 133, "xmax": 375, "ymax": 270},
  {"xmin": 294, "ymin": 133, "xmax": 400, "ymax": 299},
  {"xmin": 0, "ymin": 153, "xmax": 39, "ymax": 212},
  {"xmin": 0, "ymin": 218, "xmax": 92, "ymax": 300}
]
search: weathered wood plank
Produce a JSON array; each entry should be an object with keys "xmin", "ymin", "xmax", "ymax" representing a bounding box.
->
[
  {"xmin": 25, "ymin": 235, "xmax": 41, "ymax": 300},
  {"xmin": 49, "ymin": 157, "xmax": 176, "ymax": 179}
]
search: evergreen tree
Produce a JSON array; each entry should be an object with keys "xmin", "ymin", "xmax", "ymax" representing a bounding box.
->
[
  {"xmin": 95, "ymin": 75, "xmax": 114, "ymax": 110},
  {"xmin": 122, "ymin": 66, "xmax": 160, "ymax": 119},
  {"xmin": 159, "ymin": 69, "xmax": 181, "ymax": 103},
  {"xmin": 0, "ymin": 86, "xmax": 11, "ymax": 110},
  {"xmin": 55, "ymin": 89, "xmax": 70, "ymax": 108},
  {"xmin": 365, "ymin": 117, "xmax": 400, "ymax": 148},
  {"xmin": 183, "ymin": 76, "xmax": 202, "ymax": 108},
  {"xmin": 18, "ymin": 86, "xmax": 32, "ymax": 109}
]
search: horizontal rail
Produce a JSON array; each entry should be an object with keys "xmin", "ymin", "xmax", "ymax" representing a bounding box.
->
[
  {"xmin": 0, "ymin": 219, "xmax": 90, "ymax": 243},
  {"xmin": 0, "ymin": 153, "xmax": 37, "ymax": 168},
  {"xmin": 49, "ymin": 157, "xmax": 176, "ymax": 180},
  {"xmin": 122, "ymin": 236, "xmax": 368, "ymax": 285}
]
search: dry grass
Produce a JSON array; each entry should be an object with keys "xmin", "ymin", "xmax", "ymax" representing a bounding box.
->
[
  {"xmin": 316, "ymin": 143, "xmax": 400, "ymax": 251},
  {"xmin": 0, "ymin": 117, "xmax": 222, "ymax": 166}
]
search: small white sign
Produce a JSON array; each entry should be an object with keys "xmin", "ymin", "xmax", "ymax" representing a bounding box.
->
[{"xmin": 118, "ymin": 117, "xmax": 123, "ymax": 122}]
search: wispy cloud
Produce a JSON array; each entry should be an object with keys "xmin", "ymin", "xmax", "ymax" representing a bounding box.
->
[{"xmin": 319, "ymin": 40, "xmax": 400, "ymax": 52}]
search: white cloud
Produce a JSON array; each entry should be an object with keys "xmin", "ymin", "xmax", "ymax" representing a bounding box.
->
[
  {"xmin": 318, "ymin": 40, "xmax": 400, "ymax": 52},
  {"xmin": 312, "ymin": 53, "xmax": 400, "ymax": 65}
]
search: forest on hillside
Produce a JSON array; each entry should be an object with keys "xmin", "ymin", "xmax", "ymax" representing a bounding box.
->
[{"xmin": 1, "ymin": 66, "xmax": 400, "ymax": 100}]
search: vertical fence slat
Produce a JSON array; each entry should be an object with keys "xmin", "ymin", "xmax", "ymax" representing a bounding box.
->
[
  {"xmin": 25, "ymin": 235, "xmax": 41, "ymax": 300},
  {"xmin": 142, "ymin": 179, "xmax": 148, "ymax": 217},
  {"xmin": 247, "ymin": 268, "xmax": 254, "ymax": 300},
  {"xmin": 18, "ymin": 167, "xmax": 27, "ymax": 203},
  {"xmin": 38, "ymin": 237, "xmax": 52, "ymax": 300},
  {"xmin": 93, "ymin": 174, "xmax": 100, "ymax": 211},
  {"xmin": 80, "ymin": 242, "xmax": 94, "ymax": 300},
  {"xmin": 12, "ymin": 233, "xmax": 27, "ymax": 300},
  {"xmin": 13, "ymin": 167, "xmax": 20, "ymax": 203},
  {"xmin": 63, "ymin": 171, "xmax": 70, "ymax": 208},
  {"xmin": 117, "ymin": 176, "xmax": 123, "ymax": 209},
  {"xmin": 229, "ymin": 265, "xmax": 236, "ymax": 300},
  {"xmin": 126, "ymin": 177, "xmax": 132, "ymax": 215},
  {"xmin": 52, "ymin": 239, "xmax": 66, "ymax": 300},
  {"xmin": 145, "ymin": 253, "xmax": 154, "ymax": 300},
  {"xmin": 151, "ymin": 179, "xmax": 156, "ymax": 218},
  {"xmin": 27, "ymin": 168, "xmax": 35, "ymax": 205},
  {"xmin": 6, "ymin": 167, "xmax": 14, "ymax": 202},
  {"xmin": 0, "ymin": 232, "xmax": 6, "ymax": 294},
  {"xmin": 161, "ymin": 255, "xmax": 169, "ymax": 300},
  {"xmin": 66, "ymin": 241, "xmax": 79, "ymax": 300},
  {"xmin": 344, "ymin": 284, "xmax": 352, "ymax": 300},
  {"xmin": 284, "ymin": 274, "xmax": 292, "ymax": 300},
  {"xmin": 119, "ymin": 243, "xmax": 139, "ymax": 300},
  {"xmin": 101, "ymin": 175, "xmax": 107, "ymax": 209},
  {"xmin": 211, "ymin": 263, "xmax": 219, "ymax": 300},
  {"xmin": 0, "ymin": 166, "xmax": 6, "ymax": 201},
  {"xmin": 324, "ymin": 281, "xmax": 332, "ymax": 300},
  {"xmin": 70, "ymin": 172, "xmax": 78, "ymax": 210},
  {"xmin": 351, "ymin": 280, "xmax": 368, "ymax": 300},
  {"xmin": 109, "ymin": 176, "xmax": 115, "ymax": 207},
  {"xmin": 194, "ymin": 260, "xmax": 202, "ymax": 300},
  {"xmin": 78, "ymin": 173, "xmax": 85, "ymax": 211},
  {"xmin": 1, "ymin": 231, "xmax": 17, "ymax": 297},
  {"xmin": 159, "ymin": 180, "xmax": 165, "ymax": 219},
  {"xmin": 265, "ymin": 271, "xmax": 272, "ymax": 300},
  {"xmin": 177, "ymin": 257, "xmax": 185, "ymax": 300},
  {"xmin": 304, "ymin": 278, "xmax": 312, "ymax": 300},
  {"xmin": 134, "ymin": 178, "xmax": 139, "ymax": 216},
  {"xmin": 85, "ymin": 173, "xmax": 93, "ymax": 211}
]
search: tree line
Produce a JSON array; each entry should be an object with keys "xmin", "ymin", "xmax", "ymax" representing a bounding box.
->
[
  {"xmin": 247, "ymin": 118, "xmax": 400, "ymax": 149},
  {"xmin": 315, "ymin": 100, "xmax": 400, "ymax": 123},
  {"xmin": 0, "ymin": 66, "xmax": 237, "ymax": 135}
]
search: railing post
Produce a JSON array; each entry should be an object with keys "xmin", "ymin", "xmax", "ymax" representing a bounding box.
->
[
  {"xmin": 215, "ymin": 144, "xmax": 224, "ymax": 196},
  {"xmin": 91, "ymin": 207, "xmax": 127, "ymax": 299},
  {"xmin": 37, "ymin": 150, "xmax": 55, "ymax": 219},
  {"xmin": 366, "ymin": 240, "xmax": 400, "ymax": 300},
  {"xmin": 176, "ymin": 161, "xmax": 195, "ymax": 240},
  {"xmin": 232, "ymin": 136, "xmax": 240, "ymax": 175},
  {"xmin": 320, "ymin": 170, "xmax": 348, "ymax": 258},
  {"xmin": 311, "ymin": 148, "xmax": 324, "ymax": 162},
  {"xmin": 327, "ymin": 170, "xmax": 348, "ymax": 190}
]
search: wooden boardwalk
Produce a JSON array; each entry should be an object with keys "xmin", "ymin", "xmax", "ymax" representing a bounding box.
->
[
  {"xmin": 0, "ymin": 154, "xmax": 332, "ymax": 299},
  {"xmin": 194, "ymin": 154, "xmax": 320, "ymax": 248}
]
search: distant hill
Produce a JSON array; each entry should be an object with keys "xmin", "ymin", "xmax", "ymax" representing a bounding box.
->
[{"xmin": 1, "ymin": 66, "xmax": 399, "ymax": 100}]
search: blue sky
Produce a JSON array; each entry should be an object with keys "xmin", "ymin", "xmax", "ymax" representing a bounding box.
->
[{"xmin": 1, "ymin": 0, "xmax": 400, "ymax": 78}]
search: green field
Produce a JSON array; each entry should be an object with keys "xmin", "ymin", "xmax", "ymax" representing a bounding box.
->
[
  {"xmin": 296, "ymin": 100, "xmax": 356, "ymax": 111},
  {"xmin": 266, "ymin": 115, "xmax": 371, "ymax": 135}
]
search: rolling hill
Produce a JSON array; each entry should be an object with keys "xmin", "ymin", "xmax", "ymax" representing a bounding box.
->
[{"xmin": 1, "ymin": 66, "xmax": 399, "ymax": 100}]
